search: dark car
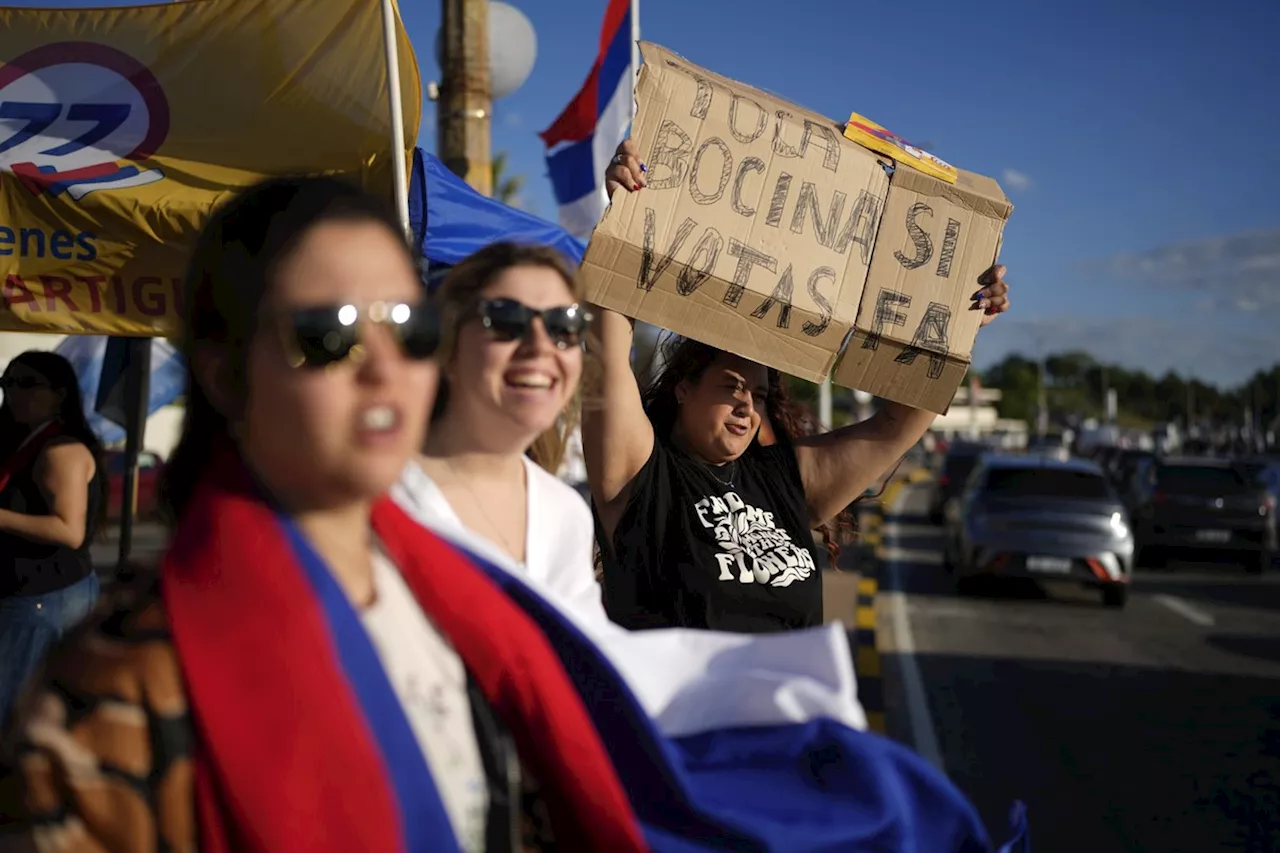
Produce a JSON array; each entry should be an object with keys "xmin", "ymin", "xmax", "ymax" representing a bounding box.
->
[
  {"xmin": 105, "ymin": 450, "xmax": 165, "ymax": 521},
  {"xmin": 1133, "ymin": 457, "xmax": 1276, "ymax": 572},
  {"xmin": 942, "ymin": 455, "xmax": 1133, "ymax": 607},
  {"xmin": 928, "ymin": 443, "xmax": 987, "ymax": 523}
]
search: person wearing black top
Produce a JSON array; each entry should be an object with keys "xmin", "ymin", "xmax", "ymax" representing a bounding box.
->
[
  {"xmin": 585, "ymin": 139, "xmax": 1012, "ymax": 634},
  {"xmin": 0, "ymin": 351, "xmax": 104, "ymax": 727}
]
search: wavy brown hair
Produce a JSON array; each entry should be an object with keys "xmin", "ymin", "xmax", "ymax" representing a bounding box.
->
[
  {"xmin": 642, "ymin": 335, "xmax": 858, "ymax": 567},
  {"xmin": 430, "ymin": 242, "xmax": 584, "ymax": 476}
]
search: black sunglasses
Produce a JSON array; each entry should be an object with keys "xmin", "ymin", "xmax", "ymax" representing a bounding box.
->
[
  {"xmin": 0, "ymin": 375, "xmax": 48, "ymax": 391},
  {"xmin": 277, "ymin": 299, "xmax": 440, "ymax": 369},
  {"xmin": 477, "ymin": 298, "xmax": 591, "ymax": 350}
]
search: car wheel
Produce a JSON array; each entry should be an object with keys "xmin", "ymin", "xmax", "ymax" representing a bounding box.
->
[{"xmin": 1102, "ymin": 585, "xmax": 1128, "ymax": 608}]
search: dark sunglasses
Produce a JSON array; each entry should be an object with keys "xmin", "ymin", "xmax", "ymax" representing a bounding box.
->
[
  {"xmin": 0, "ymin": 375, "xmax": 48, "ymax": 391},
  {"xmin": 277, "ymin": 299, "xmax": 440, "ymax": 369},
  {"xmin": 477, "ymin": 298, "xmax": 591, "ymax": 350}
]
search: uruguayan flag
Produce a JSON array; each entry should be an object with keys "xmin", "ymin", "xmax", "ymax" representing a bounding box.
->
[{"xmin": 392, "ymin": 482, "xmax": 1030, "ymax": 852}]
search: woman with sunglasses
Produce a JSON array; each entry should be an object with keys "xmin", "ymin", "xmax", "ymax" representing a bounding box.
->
[
  {"xmin": 590, "ymin": 140, "xmax": 1012, "ymax": 632},
  {"xmin": 397, "ymin": 242, "xmax": 604, "ymax": 620},
  {"xmin": 0, "ymin": 351, "xmax": 105, "ymax": 730},
  {"xmin": 0, "ymin": 178, "xmax": 646, "ymax": 853}
]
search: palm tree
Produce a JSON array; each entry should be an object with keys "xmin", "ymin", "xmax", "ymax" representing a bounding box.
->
[{"xmin": 491, "ymin": 151, "xmax": 525, "ymax": 207}]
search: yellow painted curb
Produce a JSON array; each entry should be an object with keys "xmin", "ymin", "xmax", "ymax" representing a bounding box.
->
[
  {"xmin": 857, "ymin": 577, "xmax": 878, "ymax": 596},
  {"xmin": 866, "ymin": 711, "xmax": 886, "ymax": 734},
  {"xmin": 855, "ymin": 605, "xmax": 876, "ymax": 630}
]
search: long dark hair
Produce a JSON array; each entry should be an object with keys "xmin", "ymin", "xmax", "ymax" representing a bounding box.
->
[
  {"xmin": 430, "ymin": 241, "xmax": 584, "ymax": 475},
  {"xmin": 1, "ymin": 350, "xmax": 108, "ymax": 534},
  {"xmin": 160, "ymin": 176, "xmax": 413, "ymax": 525},
  {"xmin": 642, "ymin": 336, "xmax": 857, "ymax": 565}
]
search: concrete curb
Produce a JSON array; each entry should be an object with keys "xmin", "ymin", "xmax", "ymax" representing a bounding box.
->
[{"xmin": 851, "ymin": 471, "xmax": 919, "ymax": 734}]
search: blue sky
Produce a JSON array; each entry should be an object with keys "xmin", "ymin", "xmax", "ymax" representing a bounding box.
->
[
  {"xmin": 9, "ymin": 0, "xmax": 1280, "ymax": 386},
  {"xmin": 400, "ymin": 0, "xmax": 1280, "ymax": 387}
]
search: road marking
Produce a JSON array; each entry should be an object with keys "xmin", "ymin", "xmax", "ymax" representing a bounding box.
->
[
  {"xmin": 884, "ymin": 485, "xmax": 946, "ymax": 772},
  {"xmin": 1153, "ymin": 594, "xmax": 1216, "ymax": 627}
]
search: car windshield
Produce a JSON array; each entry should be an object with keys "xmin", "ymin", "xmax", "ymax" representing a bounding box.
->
[
  {"xmin": 1156, "ymin": 465, "xmax": 1249, "ymax": 494},
  {"xmin": 983, "ymin": 468, "xmax": 1112, "ymax": 500}
]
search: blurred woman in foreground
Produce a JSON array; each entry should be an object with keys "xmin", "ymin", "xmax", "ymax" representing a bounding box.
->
[
  {"xmin": 0, "ymin": 177, "xmax": 644, "ymax": 853},
  {"xmin": 0, "ymin": 351, "xmax": 104, "ymax": 730},
  {"xmin": 397, "ymin": 242, "xmax": 605, "ymax": 621}
]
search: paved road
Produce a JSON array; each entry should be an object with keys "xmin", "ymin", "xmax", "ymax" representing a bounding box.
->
[{"xmin": 875, "ymin": 481, "xmax": 1280, "ymax": 853}]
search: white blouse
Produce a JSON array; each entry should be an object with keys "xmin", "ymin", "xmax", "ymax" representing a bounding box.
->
[
  {"xmin": 393, "ymin": 457, "xmax": 608, "ymax": 625},
  {"xmin": 361, "ymin": 547, "xmax": 489, "ymax": 852}
]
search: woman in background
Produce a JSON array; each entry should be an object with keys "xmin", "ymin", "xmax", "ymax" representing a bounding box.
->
[
  {"xmin": 587, "ymin": 140, "xmax": 1011, "ymax": 633},
  {"xmin": 398, "ymin": 242, "xmax": 605, "ymax": 621},
  {"xmin": 0, "ymin": 178, "xmax": 644, "ymax": 853},
  {"xmin": 0, "ymin": 351, "xmax": 103, "ymax": 729}
]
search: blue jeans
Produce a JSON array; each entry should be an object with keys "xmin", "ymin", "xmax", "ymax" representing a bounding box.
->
[{"xmin": 0, "ymin": 573, "xmax": 100, "ymax": 731}]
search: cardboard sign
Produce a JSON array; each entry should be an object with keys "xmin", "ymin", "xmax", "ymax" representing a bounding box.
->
[
  {"xmin": 833, "ymin": 166, "xmax": 1012, "ymax": 413},
  {"xmin": 581, "ymin": 41, "xmax": 1012, "ymax": 411},
  {"xmin": 580, "ymin": 42, "xmax": 890, "ymax": 382}
]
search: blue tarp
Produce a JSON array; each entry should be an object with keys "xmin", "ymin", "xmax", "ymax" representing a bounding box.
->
[{"xmin": 409, "ymin": 148, "xmax": 587, "ymax": 267}]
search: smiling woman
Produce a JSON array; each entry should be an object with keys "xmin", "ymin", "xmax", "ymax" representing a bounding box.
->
[{"xmin": 400, "ymin": 241, "xmax": 607, "ymax": 621}]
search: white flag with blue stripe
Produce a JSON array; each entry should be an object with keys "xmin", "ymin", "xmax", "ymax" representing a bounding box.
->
[{"xmin": 391, "ymin": 479, "xmax": 1030, "ymax": 852}]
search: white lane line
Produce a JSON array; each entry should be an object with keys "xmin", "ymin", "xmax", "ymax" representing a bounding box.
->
[
  {"xmin": 1153, "ymin": 594, "xmax": 1216, "ymax": 627},
  {"xmin": 885, "ymin": 488, "xmax": 946, "ymax": 773}
]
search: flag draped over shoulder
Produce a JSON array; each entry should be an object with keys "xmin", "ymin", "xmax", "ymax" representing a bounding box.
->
[
  {"xmin": 0, "ymin": 0, "xmax": 420, "ymax": 337},
  {"xmin": 391, "ymin": 483, "xmax": 1031, "ymax": 853}
]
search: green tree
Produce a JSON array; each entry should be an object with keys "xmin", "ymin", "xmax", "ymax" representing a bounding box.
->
[{"xmin": 491, "ymin": 151, "xmax": 525, "ymax": 207}]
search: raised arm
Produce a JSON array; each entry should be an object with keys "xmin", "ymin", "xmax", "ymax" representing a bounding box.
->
[
  {"xmin": 794, "ymin": 265, "xmax": 1011, "ymax": 526},
  {"xmin": 582, "ymin": 308, "xmax": 655, "ymax": 511},
  {"xmin": 581, "ymin": 140, "xmax": 655, "ymax": 521}
]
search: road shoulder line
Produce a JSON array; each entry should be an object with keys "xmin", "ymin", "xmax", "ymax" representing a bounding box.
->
[{"xmin": 880, "ymin": 480, "xmax": 947, "ymax": 772}]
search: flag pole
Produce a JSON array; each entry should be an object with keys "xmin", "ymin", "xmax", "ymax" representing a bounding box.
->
[
  {"xmin": 380, "ymin": 0, "xmax": 411, "ymax": 236},
  {"xmin": 629, "ymin": 0, "xmax": 640, "ymax": 122}
]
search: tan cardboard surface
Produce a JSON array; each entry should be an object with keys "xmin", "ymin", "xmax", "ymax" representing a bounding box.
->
[
  {"xmin": 833, "ymin": 166, "xmax": 1013, "ymax": 413},
  {"xmin": 580, "ymin": 41, "xmax": 890, "ymax": 383}
]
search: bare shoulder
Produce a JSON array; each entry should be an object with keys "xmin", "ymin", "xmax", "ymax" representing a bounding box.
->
[{"xmin": 34, "ymin": 438, "xmax": 96, "ymax": 477}]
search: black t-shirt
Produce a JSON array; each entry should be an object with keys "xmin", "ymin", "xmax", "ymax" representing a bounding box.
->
[{"xmin": 600, "ymin": 435, "xmax": 823, "ymax": 633}]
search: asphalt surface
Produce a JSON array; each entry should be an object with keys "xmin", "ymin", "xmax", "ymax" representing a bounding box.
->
[{"xmin": 875, "ymin": 481, "xmax": 1280, "ymax": 853}]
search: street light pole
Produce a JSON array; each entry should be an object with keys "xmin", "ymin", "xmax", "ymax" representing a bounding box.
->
[{"xmin": 438, "ymin": 0, "xmax": 492, "ymax": 196}]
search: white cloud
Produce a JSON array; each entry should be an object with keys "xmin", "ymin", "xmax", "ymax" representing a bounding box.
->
[
  {"xmin": 1085, "ymin": 227, "xmax": 1280, "ymax": 315},
  {"xmin": 1001, "ymin": 168, "xmax": 1033, "ymax": 192}
]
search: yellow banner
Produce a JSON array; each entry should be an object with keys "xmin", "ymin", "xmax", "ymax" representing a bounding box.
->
[{"xmin": 0, "ymin": 0, "xmax": 421, "ymax": 336}]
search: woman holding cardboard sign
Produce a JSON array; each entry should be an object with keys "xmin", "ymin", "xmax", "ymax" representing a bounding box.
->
[{"xmin": 587, "ymin": 139, "xmax": 1010, "ymax": 633}]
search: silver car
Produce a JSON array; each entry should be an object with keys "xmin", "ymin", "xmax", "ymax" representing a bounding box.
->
[{"xmin": 942, "ymin": 455, "xmax": 1134, "ymax": 608}]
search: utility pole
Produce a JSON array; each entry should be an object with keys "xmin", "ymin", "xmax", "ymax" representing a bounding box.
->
[{"xmin": 438, "ymin": 0, "xmax": 492, "ymax": 196}]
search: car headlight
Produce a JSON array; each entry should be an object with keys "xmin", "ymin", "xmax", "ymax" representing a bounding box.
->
[{"xmin": 1109, "ymin": 511, "xmax": 1130, "ymax": 539}]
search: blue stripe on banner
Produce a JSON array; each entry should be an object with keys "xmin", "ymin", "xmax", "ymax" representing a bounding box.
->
[
  {"xmin": 597, "ymin": 10, "xmax": 633, "ymax": 117},
  {"xmin": 546, "ymin": 135, "xmax": 601, "ymax": 205},
  {"xmin": 280, "ymin": 516, "xmax": 460, "ymax": 853},
  {"xmin": 457, "ymin": 546, "xmax": 1031, "ymax": 853}
]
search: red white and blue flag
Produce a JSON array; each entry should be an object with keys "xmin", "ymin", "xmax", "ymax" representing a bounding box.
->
[{"xmin": 539, "ymin": 0, "xmax": 637, "ymax": 241}]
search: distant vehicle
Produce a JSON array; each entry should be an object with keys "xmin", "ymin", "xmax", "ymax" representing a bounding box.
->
[
  {"xmin": 1132, "ymin": 457, "xmax": 1276, "ymax": 573},
  {"xmin": 942, "ymin": 455, "xmax": 1133, "ymax": 607},
  {"xmin": 928, "ymin": 442, "xmax": 988, "ymax": 523},
  {"xmin": 105, "ymin": 450, "xmax": 164, "ymax": 521}
]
